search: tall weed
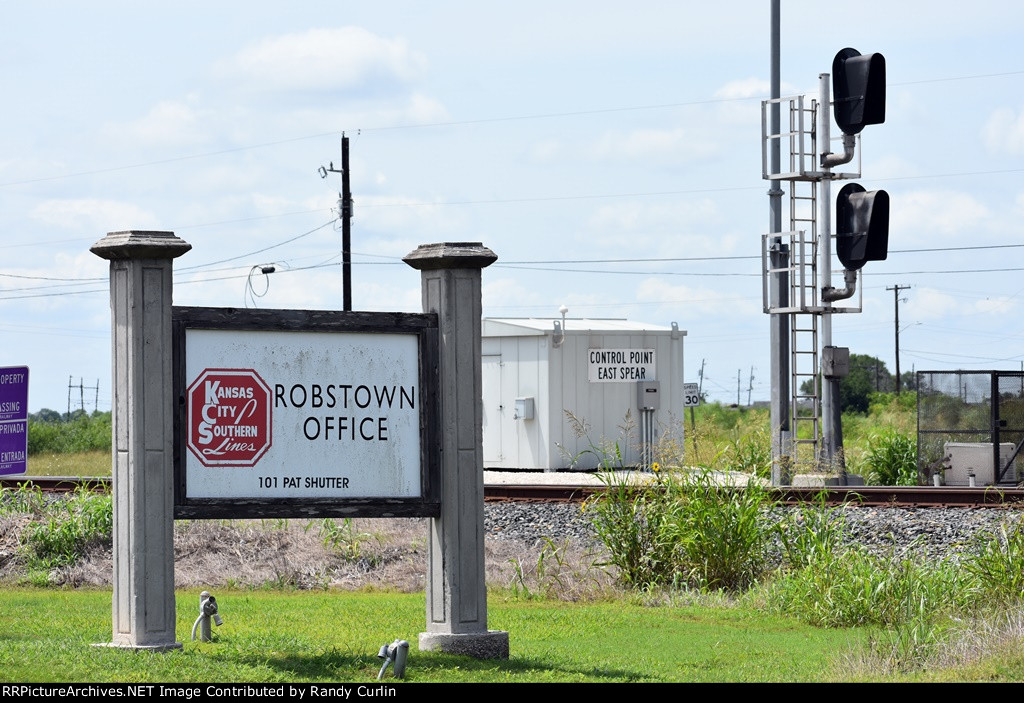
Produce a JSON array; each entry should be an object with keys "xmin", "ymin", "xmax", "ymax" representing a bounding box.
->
[
  {"xmin": 864, "ymin": 429, "xmax": 918, "ymax": 486},
  {"xmin": 775, "ymin": 492, "xmax": 848, "ymax": 569},
  {"xmin": 963, "ymin": 514, "xmax": 1024, "ymax": 600},
  {"xmin": 0, "ymin": 483, "xmax": 48, "ymax": 516},
  {"xmin": 665, "ymin": 469, "xmax": 776, "ymax": 591},
  {"xmin": 506, "ymin": 537, "xmax": 609, "ymax": 601},
  {"xmin": 19, "ymin": 486, "xmax": 113, "ymax": 571},
  {"xmin": 584, "ymin": 471, "xmax": 675, "ymax": 588},
  {"xmin": 27, "ymin": 414, "xmax": 112, "ymax": 454},
  {"xmin": 760, "ymin": 546, "xmax": 968, "ymax": 629},
  {"xmin": 586, "ymin": 467, "xmax": 777, "ymax": 591}
]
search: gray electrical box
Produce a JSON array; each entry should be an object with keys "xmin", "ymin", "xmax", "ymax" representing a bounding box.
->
[
  {"xmin": 514, "ymin": 396, "xmax": 535, "ymax": 420},
  {"xmin": 637, "ymin": 381, "xmax": 660, "ymax": 410},
  {"xmin": 822, "ymin": 346, "xmax": 850, "ymax": 379}
]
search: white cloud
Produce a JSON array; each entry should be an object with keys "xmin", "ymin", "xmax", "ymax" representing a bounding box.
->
[
  {"xmin": 30, "ymin": 199, "xmax": 160, "ymax": 233},
  {"xmin": 54, "ymin": 250, "xmax": 108, "ymax": 280},
  {"xmin": 713, "ymin": 78, "xmax": 802, "ymax": 126},
  {"xmin": 483, "ymin": 277, "xmax": 550, "ymax": 312},
  {"xmin": 109, "ymin": 98, "xmax": 210, "ymax": 148},
  {"xmin": 905, "ymin": 287, "xmax": 964, "ymax": 321},
  {"xmin": 714, "ymin": 78, "xmax": 771, "ymax": 101},
  {"xmin": 902, "ymin": 287, "xmax": 1016, "ymax": 324},
  {"xmin": 220, "ymin": 27, "xmax": 427, "ymax": 95},
  {"xmin": 974, "ymin": 296, "xmax": 1017, "ymax": 315},
  {"xmin": 983, "ymin": 107, "xmax": 1024, "ymax": 155},
  {"xmin": 404, "ymin": 93, "xmax": 448, "ymax": 123},
  {"xmin": 221, "ymin": 91, "xmax": 449, "ymax": 141},
  {"xmin": 889, "ymin": 190, "xmax": 990, "ymax": 243}
]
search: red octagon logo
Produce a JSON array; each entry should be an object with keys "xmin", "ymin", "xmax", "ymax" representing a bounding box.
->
[{"xmin": 186, "ymin": 368, "xmax": 272, "ymax": 467}]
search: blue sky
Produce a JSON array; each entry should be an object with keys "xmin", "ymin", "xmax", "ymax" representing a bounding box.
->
[{"xmin": 2, "ymin": 1, "xmax": 1023, "ymax": 412}]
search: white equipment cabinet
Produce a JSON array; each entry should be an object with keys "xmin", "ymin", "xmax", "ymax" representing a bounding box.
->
[{"xmin": 481, "ymin": 318, "xmax": 686, "ymax": 471}]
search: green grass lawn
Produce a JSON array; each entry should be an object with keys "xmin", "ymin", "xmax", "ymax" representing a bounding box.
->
[{"xmin": 0, "ymin": 588, "xmax": 867, "ymax": 684}]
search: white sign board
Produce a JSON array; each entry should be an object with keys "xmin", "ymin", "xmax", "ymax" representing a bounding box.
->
[
  {"xmin": 682, "ymin": 382, "xmax": 701, "ymax": 407},
  {"xmin": 184, "ymin": 328, "xmax": 421, "ymax": 500},
  {"xmin": 587, "ymin": 348, "xmax": 656, "ymax": 383}
]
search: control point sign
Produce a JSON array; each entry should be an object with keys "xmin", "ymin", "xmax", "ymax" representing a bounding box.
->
[{"xmin": 186, "ymin": 369, "xmax": 272, "ymax": 467}]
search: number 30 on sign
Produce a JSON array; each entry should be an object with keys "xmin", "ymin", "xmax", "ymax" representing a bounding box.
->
[{"xmin": 683, "ymin": 382, "xmax": 701, "ymax": 408}]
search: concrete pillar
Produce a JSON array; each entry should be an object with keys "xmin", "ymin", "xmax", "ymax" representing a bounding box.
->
[
  {"xmin": 91, "ymin": 230, "xmax": 191, "ymax": 651},
  {"xmin": 404, "ymin": 242, "xmax": 509, "ymax": 659}
]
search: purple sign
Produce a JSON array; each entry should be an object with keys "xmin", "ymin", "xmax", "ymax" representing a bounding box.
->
[{"xmin": 0, "ymin": 366, "xmax": 28, "ymax": 475}]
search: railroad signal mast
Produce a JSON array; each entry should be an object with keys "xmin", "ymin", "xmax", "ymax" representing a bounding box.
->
[{"xmin": 761, "ymin": 47, "xmax": 889, "ymax": 483}]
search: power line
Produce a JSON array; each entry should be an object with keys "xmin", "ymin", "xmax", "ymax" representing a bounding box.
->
[
  {"xmin": 891, "ymin": 70, "xmax": 1024, "ymax": 86},
  {"xmin": 1, "ymin": 67, "xmax": 1021, "ymax": 190},
  {"xmin": 5, "ymin": 239, "xmax": 1023, "ymax": 287},
  {"xmin": 175, "ymin": 219, "xmax": 336, "ymax": 272},
  {"xmin": 8, "ymin": 255, "xmax": 1024, "ymax": 301}
]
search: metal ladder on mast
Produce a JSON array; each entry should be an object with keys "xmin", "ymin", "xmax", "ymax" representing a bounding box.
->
[
  {"xmin": 762, "ymin": 94, "xmax": 824, "ymax": 471},
  {"xmin": 789, "ymin": 177, "xmax": 820, "ymax": 468}
]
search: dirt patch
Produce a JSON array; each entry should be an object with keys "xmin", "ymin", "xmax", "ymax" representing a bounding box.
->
[{"xmin": 8, "ymin": 516, "xmax": 617, "ymax": 599}]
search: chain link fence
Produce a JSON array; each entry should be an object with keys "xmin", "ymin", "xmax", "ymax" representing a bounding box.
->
[{"xmin": 917, "ymin": 371, "xmax": 1024, "ymax": 486}]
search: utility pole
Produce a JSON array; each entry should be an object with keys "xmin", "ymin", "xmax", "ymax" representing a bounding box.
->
[
  {"xmin": 887, "ymin": 284, "xmax": 910, "ymax": 394},
  {"xmin": 341, "ymin": 135, "xmax": 353, "ymax": 312},
  {"xmin": 690, "ymin": 359, "xmax": 705, "ymax": 457},
  {"xmin": 319, "ymin": 135, "xmax": 354, "ymax": 311},
  {"xmin": 747, "ymin": 366, "xmax": 755, "ymax": 406}
]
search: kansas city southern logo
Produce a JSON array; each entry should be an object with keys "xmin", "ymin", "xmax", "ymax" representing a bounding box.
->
[{"xmin": 186, "ymin": 368, "xmax": 272, "ymax": 467}]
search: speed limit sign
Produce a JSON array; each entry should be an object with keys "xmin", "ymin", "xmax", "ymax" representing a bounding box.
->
[{"xmin": 683, "ymin": 382, "xmax": 701, "ymax": 407}]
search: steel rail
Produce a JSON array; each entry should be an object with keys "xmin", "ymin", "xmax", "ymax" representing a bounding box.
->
[
  {"xmin": 5, "ymin": 476, "xmax": 1024, "ymax": 508},
  {"xmin": 483, "ymin": 483, "xmax": 1024, "ymax": 508}
]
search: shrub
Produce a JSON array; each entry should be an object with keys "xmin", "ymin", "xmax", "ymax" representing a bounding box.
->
[
  {"xmin": 864, "ymin": 429, "xmax": 918, "ymax": 486},
  {"xmin": 665, "ymin": 469, "xmax": 776, "ymax": 591},
  {"xmin": 19, "ymin": 487, "xmax": 113, "ymax": 571},
  {"xmin": 586, "ymin": 468, "xmax": 777, "ymax": 592},
  {"xmin": 27, "ymin": 412, "xmax": 112, "ymax": 454},
  {"xmin": 584, "ymin": 472, "xmax": 676, "ymax": 589}
]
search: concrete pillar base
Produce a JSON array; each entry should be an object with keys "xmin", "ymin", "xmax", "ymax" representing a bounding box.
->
[
  {"xmin": 418, "ymin": 630, "xmax": 509, "ymax": 659},
  {"xmin": 93, "ymin": 641, "xmax": 183, "ymax": 652}
]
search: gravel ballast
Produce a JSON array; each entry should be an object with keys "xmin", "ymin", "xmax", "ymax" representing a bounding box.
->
[{"xmin": 484, "ymin": 500, "xmax": 1024, "ymax": 562}]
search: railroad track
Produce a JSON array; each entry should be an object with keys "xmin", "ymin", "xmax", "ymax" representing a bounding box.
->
[
  {"xmin": 484, "ymin": 483, "xmax": 1024, "ymax": 508},
  {"xmin": 5, "ymin": 475, "xmax": 1024, "ymax": 508}
]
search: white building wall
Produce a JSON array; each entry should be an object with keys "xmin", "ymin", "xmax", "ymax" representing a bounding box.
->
[{"xmin": 481, "ymin": 319, "xmax": 685, "ymax": 471}]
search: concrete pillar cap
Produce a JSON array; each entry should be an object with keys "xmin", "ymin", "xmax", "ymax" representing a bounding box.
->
[
  {"xmin": 403, "ymin": 242, "xmax": 497, "ymax": 270},
  {"xmin": 91, "ymin": 231, "xmax": 192, "ymax": 261}
]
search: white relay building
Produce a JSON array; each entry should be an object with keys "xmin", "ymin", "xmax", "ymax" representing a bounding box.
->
[{"xmin": 481, "ymin": 317, "xmax": 687, "ymax": 470}]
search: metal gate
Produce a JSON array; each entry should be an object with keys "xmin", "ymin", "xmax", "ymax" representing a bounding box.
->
[
  {"xmin": 917, "ymin": 370, "xmax": 1024, "ymax": 486},
  {"xmin": 995, "ymin": 372, "xmax": 1024, "ymax": 483}
]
